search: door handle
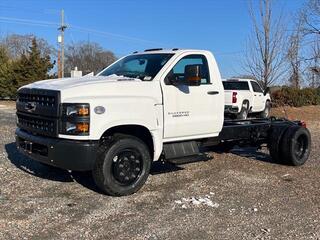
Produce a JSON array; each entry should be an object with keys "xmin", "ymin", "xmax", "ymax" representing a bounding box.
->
[
  {"xmin": 207, "ymin": 91, "xmax": 219, "ymax": 95},
  {"xmin": 254, "ymin": 94, "xmax": 257, "ymax": 96}
]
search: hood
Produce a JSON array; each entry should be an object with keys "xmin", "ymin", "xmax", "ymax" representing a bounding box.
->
[
  {"xmin": 22, "ymin": 75, "xmax": 142, "ymax": 91},
  {"xmin": 20, "ymin": 74, "xmax": 161, "ymax": 103}
]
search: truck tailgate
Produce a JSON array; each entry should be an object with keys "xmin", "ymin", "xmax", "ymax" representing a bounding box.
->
[{"xmin": 224, "ymin": 90, "xmax": 234, "ymax": 105}]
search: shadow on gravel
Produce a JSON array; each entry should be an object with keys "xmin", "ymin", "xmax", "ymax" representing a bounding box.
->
[
  {"xmin": 150, "ymin": 161, "xmax": 183, "ymax": 175},
  {"xmin": 5, "ymin": 142, "xmax": 184, "ymax": 194},
  {"xmin": 4, "ymin": 142, "xmax": 103, "ymax": 193},
  {"xmin": 208, "ymin": 145, "xmax": 274, "ymax": 164},
  {"xmin": 230, "ymin": 147, "xmax": 273, "ymax": 163}
]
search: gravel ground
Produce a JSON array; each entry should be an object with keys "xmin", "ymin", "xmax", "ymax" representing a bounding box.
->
[{"xmin": 0, "ymin": 103, "xmax": 319, "ymax": 240}]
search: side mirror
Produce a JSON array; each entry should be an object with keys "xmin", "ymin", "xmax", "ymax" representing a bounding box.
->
[
  {"xmin": 164, "ymin": 70, "xmax": 179, "ymax": 86},
  {"xmin": 264, "ymin": 87, "xmax": 270, "ymax": 95},
  {"xmin": 185, "ymin": 64, "xmax": 202, "ymax": 86}
]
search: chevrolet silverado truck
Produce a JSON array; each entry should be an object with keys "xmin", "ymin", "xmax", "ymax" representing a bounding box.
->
[
  {"xmin": 223, "ymin": 79, "xmax": 271, "ymax": 119},
  {"xmin": 15, "ymin": 49, "xmax": 311, "ymax": 196}
]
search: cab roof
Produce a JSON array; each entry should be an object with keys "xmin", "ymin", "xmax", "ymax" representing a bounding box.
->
[
  {"xmin": 223, "ymin": 78, "xmax": 257, "ymax": 82},
  {"xmin": 131, "ymin": 48, "xmax": 211, "ymax": 55}
]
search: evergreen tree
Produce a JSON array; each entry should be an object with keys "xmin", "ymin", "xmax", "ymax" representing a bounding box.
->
[
  {"xmin": 0, "ymin": 47, "xmax": 15, "ymax": 98},
  {"xmin": 0, "ymin": 38, "xmax": 54, "ymax": 98},
  {"xmin": 13, "ymin": 38, "xmax": 54, "ymax": 89}
]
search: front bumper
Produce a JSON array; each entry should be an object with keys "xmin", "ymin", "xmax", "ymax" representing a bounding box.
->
[{"xmin": 16, "ymin": 128, "xmax": 98, "ymax": 171}]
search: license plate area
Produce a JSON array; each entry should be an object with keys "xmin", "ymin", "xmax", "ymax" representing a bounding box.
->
[{"xmin": 18, "ymin": 137, "xmax": 48, "ymax": 156}]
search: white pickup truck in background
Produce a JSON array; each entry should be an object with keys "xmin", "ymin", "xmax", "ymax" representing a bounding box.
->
[{"xmin": 223, "ymin": 79, "xmax": 271, "ymax": 119}]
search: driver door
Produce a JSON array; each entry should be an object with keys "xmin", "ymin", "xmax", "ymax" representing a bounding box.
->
[{"xmin": 161, "ymin": 54, "xmax": 221, "ymax": 140}]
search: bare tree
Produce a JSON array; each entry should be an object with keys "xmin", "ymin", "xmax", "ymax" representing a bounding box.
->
[
  {"xmin": 299, "ymin": 0, "xmax": 320, "ymax": 87},
  {"xmin": 308, "ymin": 38, "xmax": 320, "ymax": 87},
  {"xmin": 65, "ymin": 41, "xmax": 117, "ymax": 75},
  {"xmin": 301, "ymin": 0, "xmax": 320, "ymax": 36},
  {"xmin": 0, "ymin": 34, "xmax": 54, "ymax": 59},
  {"xmin": 244, "ymin": 0, "xmax": 287, "ymax": 89},
  {"xmin": 287, "ymin": 16, "xmax": 304, "ymax": 88}
]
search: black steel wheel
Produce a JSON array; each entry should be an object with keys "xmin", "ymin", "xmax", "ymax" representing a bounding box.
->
[
  {"xmin": 281, "ymin": 125, "xmax": 311, "ymax": 166},
  {"xmin": 112, "ymin": 148, "xmax": 143, "ymax": 185},
  {"xmin": 93, "ymin": 134, "xmax": 151, "ymax": 196}
]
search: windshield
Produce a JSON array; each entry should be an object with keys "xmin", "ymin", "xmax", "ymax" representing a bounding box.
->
[
  {"xmin": 223, "ymin": 81, "xmax": 250, "ymax": 90},
  {"xmin": 99, "ymin": 53, "xmax": 174, "ymax": 80}
]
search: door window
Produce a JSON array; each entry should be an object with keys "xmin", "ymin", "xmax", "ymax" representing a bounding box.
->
[
  {"xmin": 251, "ymin": 81, "xmax": 263, "ymax": 93},
  {"xmin": 166, "ymin": 55, "xmax": 210, "ymax": 84}
]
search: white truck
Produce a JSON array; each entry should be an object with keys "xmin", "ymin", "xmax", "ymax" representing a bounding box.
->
[
  {"xmin": 15, "ymin": 49, "xmax": 311, "ymax": 196},
  {"xmin": 223, "ymin": 79, "xmax": 271, "ymax": 119}
]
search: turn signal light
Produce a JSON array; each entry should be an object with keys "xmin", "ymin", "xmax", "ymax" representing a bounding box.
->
[
  {"xmin": 78, "ymin": 107, "xmax": 89, "ymax": 116},
  {"xmin": 76, "ymin": 123, "xmax": 89, "ymax": 133}
]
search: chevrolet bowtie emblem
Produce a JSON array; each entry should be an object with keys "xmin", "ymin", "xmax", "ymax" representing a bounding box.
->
[{"xmin": 25, "ymin": 102, "xmax": 37, "ymax": 112}]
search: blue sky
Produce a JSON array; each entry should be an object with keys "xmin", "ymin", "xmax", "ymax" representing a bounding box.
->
[{"xmin": 0, "ymin": 0, "xmax": 305, "ymax": 78}]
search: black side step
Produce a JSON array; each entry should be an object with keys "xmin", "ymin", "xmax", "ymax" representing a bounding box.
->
[{"xmin": 163, "ymin": 141, "xmax": 200, "ymax": 159}]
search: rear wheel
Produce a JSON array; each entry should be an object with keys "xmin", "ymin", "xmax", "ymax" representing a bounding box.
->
[
  {"xmin": 237, "ymin": 101, "xmax": 249, "ymax": 120},
  {"xmin": 281, "ymin": 126, "xmax": 311, "ymax": 166},
  {"xmin": 268, "ymin": 125, "xmax": 289, "ymax": 163},
  {"xmin": 92, "ymin": 134, "xmax": 151, "ymax": 196}
]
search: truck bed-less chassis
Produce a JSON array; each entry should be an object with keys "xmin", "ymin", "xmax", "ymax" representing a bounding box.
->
[
  {"xmin": 17, "ymin": 116, "xmax": 311, "ymax": 171},
  {"xmin": 15, "ymin": 49, "xmax": 311, "ymax": 196}
]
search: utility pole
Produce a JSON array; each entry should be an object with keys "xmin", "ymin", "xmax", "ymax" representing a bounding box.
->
[{"xmin": 58, "ymin": 9, "xmax": 67, "ymax": 78}]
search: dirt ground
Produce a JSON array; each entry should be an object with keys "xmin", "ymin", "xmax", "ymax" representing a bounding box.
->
[{"xmin": 0, "ymin": 102, "xmax": 319, "ymax": 240}]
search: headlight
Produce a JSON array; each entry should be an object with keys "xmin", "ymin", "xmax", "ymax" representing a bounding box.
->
[
  {"xmin": 62, "ymin": 103, "xmax": 90, "ymax": 117},
  {"xmin": 60, "ymin": 103, "xmax": 90, "ymax": 135}
]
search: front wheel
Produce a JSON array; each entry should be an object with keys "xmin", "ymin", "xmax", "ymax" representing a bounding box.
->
[
  {"xmin": 259, "ymin": 101, "xmax": 271, "ymax": 118},
  {"xmin": 92, "ymin": 134, "xmax": 151, "ymax": 196}
]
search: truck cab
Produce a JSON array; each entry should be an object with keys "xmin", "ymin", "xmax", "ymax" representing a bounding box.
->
[{"xmin": 15, "ymin": 49, "xmax": 311, "ymax": 196}]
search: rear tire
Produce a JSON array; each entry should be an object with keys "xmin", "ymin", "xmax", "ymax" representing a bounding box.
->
[
  {"xmin": 237, "ymin": 101, "xmax": 249, "ymax": 120},
  {"xmin": 92, "ymin": 134, "xmax": 151, "ymax": 196},
  {"xmin": 259, "ymin": 101, "xmax": 271, "ymax": 118},
  {"xmin": 268, "ymin": 125, "xmax": 289, "ymax": 163},
  {"xmin": 281, "ymin": 126, "xmax": 311, "ymax": 166}
]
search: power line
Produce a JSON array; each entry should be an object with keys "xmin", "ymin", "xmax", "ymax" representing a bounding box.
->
[
  {"xmin": 69, "ymin": 24, "xmax": 170, "ymax": 47},
  {"xmin": 0, "ymin": 16, "xmax": 59, "ymax": 27},
  {"xmin": 0, "ymin": 15, "xmax": 244, "ymax": 56},
  {"xmin": 0, "ymin": 16, "xmax": 168, "ymax": 46},
  {"xmin": 0, "ymin": 19, "xmax": 55, "ymax": 28}
]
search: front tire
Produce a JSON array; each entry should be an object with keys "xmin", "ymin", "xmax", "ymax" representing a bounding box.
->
[
  {"xmin": 92, "ymin": 134, "xmax": 151, "ymax": 196},
  {"xmin": 259, "ymin": 101, "xmax": 271, "ymax": 118}
]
